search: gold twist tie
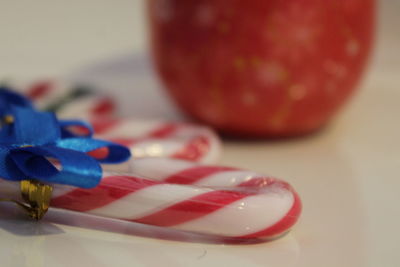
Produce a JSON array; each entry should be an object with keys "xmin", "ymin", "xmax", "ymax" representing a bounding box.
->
[
  {"xmin": 3, "ymin": 115, "xmax": 14, "ymax": 124},
  {"xmin": 0, "ymin": 180, "xmax": 53, "ymax": 220},
  {"xmin": 0, "ymin": 114, "xmax": 14, "ymax": 128}
]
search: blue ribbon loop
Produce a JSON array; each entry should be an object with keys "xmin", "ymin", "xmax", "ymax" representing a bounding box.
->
[
  {"xmin": 0, "ymin": 106, "xmax": 60, "ymax": 145},
  {"xmin": 0, "ymin": 86, "xmax": 33, "ymax": 116},
  {"xmin": 59, "ymin": 119, "xmax": 94, "ymax": 138},
  {"xmin": 0, "ymin": 87, "xmax": 131, "ymax": 188},
  {"xmin": 0, "ymin": 85, "xmax": 95, "ymax": 139}
]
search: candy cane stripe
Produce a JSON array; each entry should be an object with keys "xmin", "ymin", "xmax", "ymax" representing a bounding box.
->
[
  {"xmin": 51, "ymin": 176, "xmax": 158, "ymax": 212},
  {"xmin": 165, "ymin": 165, "xmax": 238, "ymax": 184},
  {"xmin": 90, "ymin": 97, "xmax": 115, "ymax": 116},
  {"xmin": 133, "ymin": 190, "xmax": 251, "ymax": 227},
  {"xmin": 147, "ymin": 123, "xmax": 179, "ymax": 138},
  {"xmin": 88, "ymin": 183, "xmax": 211, "ymax": 219},
  {"xmin": 91, "ymin": 118, "xmax": 121, "ymax": 134},
  {"xmin": 171, "ymin": 136, "xmax": 210, "ymax": 161},
  {"xmin": 171, "ymin": 187, "xmax": 294, "ymax": 237},
  {"xmin": 27, "ymin": 81, "xmax": 53, "ymax": 100}
]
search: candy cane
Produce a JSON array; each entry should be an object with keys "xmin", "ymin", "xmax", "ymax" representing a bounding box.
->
[
  {"xmin": 19, "ymin": 80, "xmax": 221, "ymax": 163},
  {"xmin": 23, "ymin": 80, "xmax": 116, "ymax": 119},
  {"xmin": 90, "ymin": 118, "xmax": 221, "ymax": 164},
  {"xmin": 0, "ymin": 159, "xmax": 301, "ymax": 240}
]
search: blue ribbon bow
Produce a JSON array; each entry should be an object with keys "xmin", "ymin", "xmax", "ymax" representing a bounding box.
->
[{"xmin": 0, "ymin": 87, "xmax": 131, "ymax": 188}]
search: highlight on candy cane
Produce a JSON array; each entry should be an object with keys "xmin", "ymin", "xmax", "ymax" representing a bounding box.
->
[{"xmin": 0, "ymin": 159, "xmax": 301, "ymax": 241}]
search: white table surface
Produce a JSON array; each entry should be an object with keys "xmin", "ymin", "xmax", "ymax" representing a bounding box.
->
[{"xmin": 0, "ymin": 1, "xmax": 399, "ymax": 266}]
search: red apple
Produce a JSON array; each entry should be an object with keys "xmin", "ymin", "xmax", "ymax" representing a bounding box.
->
[{"xmin": 148, "ymin": 0, "xmax": 375, "ymax": 137}]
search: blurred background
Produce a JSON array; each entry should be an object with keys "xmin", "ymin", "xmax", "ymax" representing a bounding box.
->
[
  {"xmin": 0, "ymin": 1, "xmax": 396, "ymax": 80},
  {"xmin": 0, "ymin": 1, "xmax": 399, "ymax": 267},
  {"xmin": 1, "ymin": 1, "xmax": 397, "ymax": 81}
]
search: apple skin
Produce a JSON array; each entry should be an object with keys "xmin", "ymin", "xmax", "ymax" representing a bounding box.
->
[{"xmin": 147, "ymin": 0, "xmax": 375, "ymax": 137}]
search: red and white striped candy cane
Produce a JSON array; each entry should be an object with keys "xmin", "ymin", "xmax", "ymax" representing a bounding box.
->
[
  {"xmin": 19, "ymin": 80, "xmax": 222, "ymax": 163},
  {"xmin": 90, "ymin": 117, "xmax": 221, "ymax": 163},
  {"xmin": 0, "ymin": 159, "xmax": 301, "ymax": 240},
  {"xmin": 23, "ymin": 80, "xmax": 115, "ymax": 119}
]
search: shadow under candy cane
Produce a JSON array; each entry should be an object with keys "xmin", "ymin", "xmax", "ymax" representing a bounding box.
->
[{"xmin": 0, "ymin": 202, "xmax": 63, "ymax": 236}]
